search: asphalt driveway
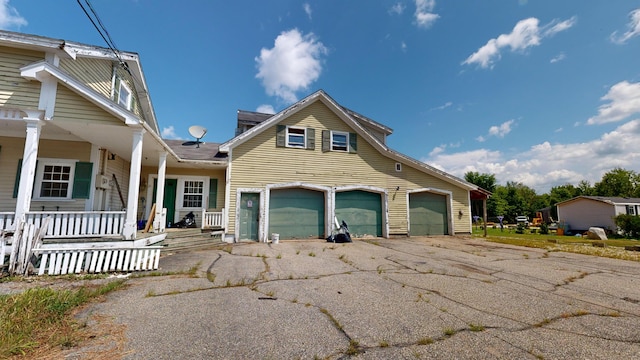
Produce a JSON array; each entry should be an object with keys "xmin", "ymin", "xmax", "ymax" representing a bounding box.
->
[{"xmin": 69, "ymin": 236, "xmax": 640, "ymax": 359}]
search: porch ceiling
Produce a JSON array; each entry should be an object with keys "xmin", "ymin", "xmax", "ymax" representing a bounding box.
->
[{"xmin": 0, "ymin": 118, "xmax": 226, "ymax": 169}]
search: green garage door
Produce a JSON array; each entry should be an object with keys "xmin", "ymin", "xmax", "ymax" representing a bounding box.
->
[
  {"xmin": 335, "ymin": 190, "xmax": 382, "ymax": 237},
  {"xmin": 269, "ymin": 188, "xmax": 325, "ymax": 239},
  {"xmin": 409, "ymin": 192, "xmax": 448, "ymax": 236}
]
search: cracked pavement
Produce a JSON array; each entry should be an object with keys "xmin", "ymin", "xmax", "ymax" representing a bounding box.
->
[{"xmin": 72, "ymin": 236, "xmax": 640, "ymax": 359}]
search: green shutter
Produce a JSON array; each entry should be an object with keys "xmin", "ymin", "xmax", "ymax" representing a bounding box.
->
[
  {"xmin": 306, "ymin": 128, "xmax": 315, "ymax": 150},
  {"xmin": 322, "ymin": 130, "xmax": 330, "ymax": 152},
  {"xmin": 12, "ymin": 159, "xmax": 22, "ymax": 198},
  {"xmin": 349, "ymin": 133, "xmax": 357, "ymax": 153},
  {"xmin": 72, "ymin": 162, "xmax": 93, "ymax": 199},
  {"xmin": 208, "ymin": 178, "xmax": 218, "ymax": 209},
  {"xmin": 276, "ymin": 125, "xmax": 286, "ymax": 147}
]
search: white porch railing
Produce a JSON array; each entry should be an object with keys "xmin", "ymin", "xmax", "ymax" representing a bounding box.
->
[
  {"xmin": 0, "ymin": 211, "xmax": 126, "ymax": 238},
  {"xmin": 202, "ymin": 208, "xmax": 225, "ymax": 229},
  {"xmin": 0, "ymin": 212, "xmax": 15, "ymax": 233}
]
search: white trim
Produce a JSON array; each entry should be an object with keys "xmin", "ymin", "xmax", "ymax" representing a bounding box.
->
[
  {"xmin": 118, "ymin": 80, "xmax": 133, "ymax": 110},
  {"xmin": 176, "ymin": 176, "xmax": 209, "ymax": 210},
  {"xmin": 330, "ymin": 130, "xmax": 349, "ymax": 152},
  {"xmin": 33, "ymin": 158, "xmax": 78, "ymax": 201},
  {"xmin": 285, "ymin": 126, "xmax": 306, "ymax": 148},
  {"xmin": 406, "ymin": 188, "xmax": 454, "ymax": 236}
]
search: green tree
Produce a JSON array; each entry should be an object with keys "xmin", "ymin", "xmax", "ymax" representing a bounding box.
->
[
  {"xmin": 594, "ymin": 168, "xmax": 638, "ymax": 197},
  {"xmin": 464, "ymin": 171, "xmax": 497, "ymax": 192},
  {"xmin": 464, "ymin": 171, "xmax": 497, "ymax": 218}
]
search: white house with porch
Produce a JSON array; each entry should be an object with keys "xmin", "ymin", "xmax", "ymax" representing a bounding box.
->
[{"xmin": 0, "ymin": 31, "xmax": 223, "ymax": 274}]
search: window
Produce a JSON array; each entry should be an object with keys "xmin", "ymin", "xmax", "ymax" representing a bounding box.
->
[
  {"xmin": 34, "ymin": 159, "xmax": 76, "ymax": 200},
  {"xmin": 322, "ymin": 130, "xmax": 357, "ymax": 153},
  {"xmin": 395, "ymin": 163, "xmax": 402, "ymax": 172},
  {"xmin": 118, "ymin": 81, "xmax": 132, "ymax": 110},
  {"xmin": 183, "ymin": 180, "xmax": 204, "ymax": 208},
  {"xmin": 331, "ymin": 131, "xmax": 348, "ymax": 152},
  {"xmin": 287, "ymin": 127, "xmax": 306, "ymax": 148},
  {"xmin": 627, "ymin": 205, "xmax": 636, "ymax": 215}
]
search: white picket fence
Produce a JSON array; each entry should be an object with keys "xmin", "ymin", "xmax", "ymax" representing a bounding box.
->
[
  {"xmin": 202, "ymin": 208, "xmax": 225, "ymax": 229},
  {"xmin": 33, "ymin": 246, "xmax": 162, "ymax": 275},
  {"xmin": 1, "ymin": 216, "xmax": 162, "ymax": 276}
]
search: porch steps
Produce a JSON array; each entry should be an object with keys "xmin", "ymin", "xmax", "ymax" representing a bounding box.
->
[{"xmin": 158, "ymin": 229, "xmax": 225, "ymax": 251}]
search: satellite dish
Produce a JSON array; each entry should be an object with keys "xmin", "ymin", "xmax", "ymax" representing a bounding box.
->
[{"xmin": 188, "ymin": 125, "xmax": 207, "ymax": 148}]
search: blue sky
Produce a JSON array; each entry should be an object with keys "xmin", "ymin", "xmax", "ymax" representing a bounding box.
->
[{"xmin": 3, "ymin": 1, "xmax": 640, "ymax": 194}]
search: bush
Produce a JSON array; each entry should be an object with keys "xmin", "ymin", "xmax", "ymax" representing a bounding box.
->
[
  {"xmin": 614, "ymin": 214, "xmax": 640, "ymax": 239},
  {"xmin": 515, "ymin": 223, "xmax": 525, "ymax": 234},
  {"xmin": 540, "ymin": 223, "xmax": 549, "ymax": 235}
]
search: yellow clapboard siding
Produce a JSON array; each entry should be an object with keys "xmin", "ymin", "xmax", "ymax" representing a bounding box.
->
[
  {"xmin": 0, "ymin": 137, "xmax": 93, "ymax": 212},
  {"xmin": 54, "ymin": 85, "xmax": 125, "ymax": 125},
  {"xmin": 60, "ymin": 57, "xmax": 113, "ymax": 98},
  {"xmin": 0, "ymin": 46, "xmax": 43, "ymax": 109},
  {"xmin": 228, "ymin": 101, "xmax": 471, "ymax": 235}
]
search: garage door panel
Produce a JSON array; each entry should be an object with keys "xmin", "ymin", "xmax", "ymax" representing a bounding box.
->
[
  {"xmin": 335, "ymin": 190, "xmax": 382, "ymax": 237},
  {"xmin": 270, "ymin": 188, "xmax": 324, "ymax": 239},
  {"xmin": 410, "ymin": 192, "xmax": 448, "ymax": 236}
]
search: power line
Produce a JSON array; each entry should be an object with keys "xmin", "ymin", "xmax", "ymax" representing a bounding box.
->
[{"xmin": 76, "ymin": 0, "xmax": 129, "ymax": 74}]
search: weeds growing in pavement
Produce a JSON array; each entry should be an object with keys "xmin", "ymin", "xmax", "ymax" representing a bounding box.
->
[{"xmin": 0, "ymin": 280, "xmax": 125, "ymax": 357}]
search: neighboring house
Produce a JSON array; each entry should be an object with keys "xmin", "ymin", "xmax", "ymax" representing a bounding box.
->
[
  {"xmin": 0, "ymin": 30, "xmax": 224, "ymax": 242},
  {"xmin": 557, "ymin": 196, "xmax": 640, "ymax": 233},
  {"xmin": 1, "ymin": 30, "xmax": 489, "ymax": 246}
]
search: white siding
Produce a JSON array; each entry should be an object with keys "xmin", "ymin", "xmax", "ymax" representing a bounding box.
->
[{"xmin": 558, "ymin": 198, "xmax": 617, "ymax": 232}]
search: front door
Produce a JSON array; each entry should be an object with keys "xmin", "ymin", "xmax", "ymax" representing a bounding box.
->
[
  {"xmin": 153, "ymin": 178, "xmax": 177, "ymax": 227},
  {"xmin": 239, "ymin": 192, "xmax": 260, "ymax": 241}
]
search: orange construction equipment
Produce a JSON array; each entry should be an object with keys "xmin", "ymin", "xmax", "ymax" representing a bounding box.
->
[{"xmin": 532, "ymin": 212, "xmax": 544, "ymax": 226}]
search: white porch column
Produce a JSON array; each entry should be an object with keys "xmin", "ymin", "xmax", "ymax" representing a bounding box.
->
[
  {"xmin": 122, "ymin": 129, "xmax": 145, "ymax": 240},
  {"xmin": 153, "ymin": 151, "xmax": 167, "ymax": 233},
  {"xmin": 14, "ymin": 115, "xmax": 43, "ymax": 224}
]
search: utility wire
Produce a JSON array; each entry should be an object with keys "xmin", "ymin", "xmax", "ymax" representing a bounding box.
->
[{"xmin": 77, "ymin": 0, "xmax": 130, "ymax": 74}]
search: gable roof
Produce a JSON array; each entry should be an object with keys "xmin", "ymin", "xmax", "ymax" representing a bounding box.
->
[
  {"xmin": 219, "ymin": 90, "xmax": 486, "ymax": 194},
  {"xmin": 558, "ymin": 196, "xmax": 640, "ymax": 206},
  {"xmin": 0, "ymin": 29, "xmax": 160, "ymax": 134}
]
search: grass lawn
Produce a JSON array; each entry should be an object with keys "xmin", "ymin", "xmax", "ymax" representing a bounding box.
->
[{"xmin": 472, "ymin": 227, "xmax": 640, "ymax": 262}]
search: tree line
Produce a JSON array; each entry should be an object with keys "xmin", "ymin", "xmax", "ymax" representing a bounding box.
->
[{"xmin": 465, "ymin": 167, "xmax": 640, "ymax": 223}]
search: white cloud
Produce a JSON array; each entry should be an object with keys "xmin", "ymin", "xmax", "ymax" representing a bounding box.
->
[
  {"xmin": 550, "ymin": 52, "xmax": 565, "ymax": 63},
  {"xmin": 414, "ymin": 0, "xmax": 439, "ymax": 28},
  {"xmin": 401, "ymin": 41, "xmax": 407, "ymax": 52},
  {"xmin": 256, "ymin": 104, "xmax": 276, "ymax": 114},
  {"xmin": 476, "ymin": 119, "xmax": 514, "ymax": 142},
  {"xmin": 430, "ymin": 101, "xmax": 452, "ymax": 111},
  {"xmin": 0, "ymin": 0, "xmax": 27, "ymax": 29},
  {"xmin": 543, "ymin": 16, "xmax": 577, "ymax": 37},
  {"xmin": 587, "ymin": 81, "xmax": 640, "ymax": 125},
  {"xmin": 162, "ymin": 126, "xmax": 181, "ymax": 140},
  {"xmin": 463, "ymin": 16, "xmax": 575, "ymax": 69},
  {"xmin": 303, "ymin": 3, "xmax": 312, "ymax": 20},
  {"xmin": 488, "ymin": 119, "xmax": 515, "ymax": 138},
  {"xmin": 611, "ymin": 8, "xmax": 640, "ymax": 44},
  {"xmin": 255, "ymin": 29, "xmax": 327, "ymax": 103},
  {"xmin": 389, "ymin": 3, "xmax": 405, "ymax": 15},
  {"xmin": 423, "ymin": 119, "xmax": 640, "ymax": 193}
]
